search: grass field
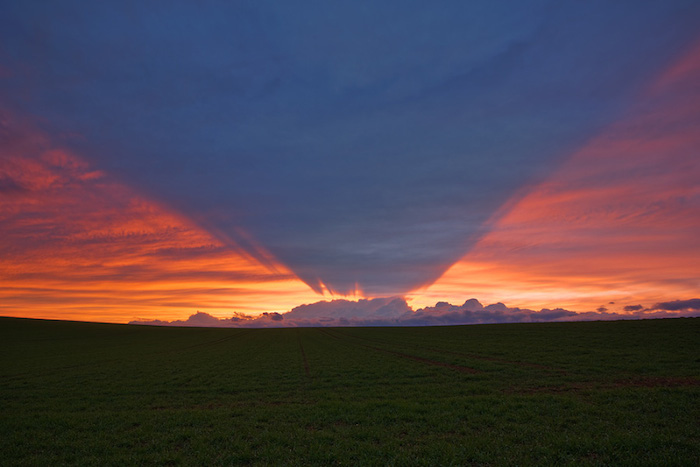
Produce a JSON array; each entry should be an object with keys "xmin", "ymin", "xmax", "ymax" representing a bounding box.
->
[{"xmin": 1, "ymin": 317, "xmax": 698, "ymax": 465}]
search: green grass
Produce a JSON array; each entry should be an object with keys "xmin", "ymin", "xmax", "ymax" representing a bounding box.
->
[{"xmin": 1, "ymin": 317, "xmax": 698, "ymax": 465}]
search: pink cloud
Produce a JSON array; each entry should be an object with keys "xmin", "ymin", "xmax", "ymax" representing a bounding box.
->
[
  {"xmin": 0, "ymin": 109, "xmax": 323, "ymax": 323},
  {"xmin": 130, "ymin": 296, "xmax": 700, "ymax": 328},
  {"xmin": 408, "ymin": 35, "xmax": 700, "ymax": 313}
]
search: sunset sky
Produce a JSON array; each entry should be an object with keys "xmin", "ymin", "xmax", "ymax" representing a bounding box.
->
[{"xmin": 1, "ymin": 1, "xmax": 699, "ymax": 326}]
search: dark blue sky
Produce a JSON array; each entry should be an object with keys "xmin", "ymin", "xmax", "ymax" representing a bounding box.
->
[{"xmin": 2, "ymin": 1, "xmax": 699, "ymax": 295}]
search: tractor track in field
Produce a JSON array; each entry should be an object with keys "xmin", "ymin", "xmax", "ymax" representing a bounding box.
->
[
  {"xmin": 418, "ymin": 346, "xmax": 565, "ymax": 373},
  {"xmin": 361, "ymin": 343, "xmax": 480, "ymax": 374},
  {"xmin": 510, "ymin": 376, "xmax": 700, "ymax": 394},
  {"xmin": 297, "ymin": 331, "xmax": 311, "ymax": 377},
  {"xmin": 318, "ymin": 328, "xmax": 479, "ymax": 374},
  {"xmin": 324, "ymin": 328, "xmax": 565, "ymax": 373},
  {"xmin": 316, "ymin": 328, "xmax": 341, "ymax": 339}
]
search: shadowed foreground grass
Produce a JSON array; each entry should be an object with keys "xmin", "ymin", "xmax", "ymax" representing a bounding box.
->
[{"xmin": 1, "ymin": 317, "xmax": 698, "ymax": 465}]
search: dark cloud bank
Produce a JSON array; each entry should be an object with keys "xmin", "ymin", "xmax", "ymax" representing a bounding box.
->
[{"xmin": 130, "ymin": 297, "xmax": 700, "ymax": 328}]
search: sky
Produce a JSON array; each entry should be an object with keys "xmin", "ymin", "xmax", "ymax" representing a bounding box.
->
[{"xmin": 1, "ymin": 1, "xmax": 699, "ymax": 326}]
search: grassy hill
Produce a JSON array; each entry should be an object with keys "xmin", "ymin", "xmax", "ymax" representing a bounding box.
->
[{"xmin": 1, "ymin": 317, "xmax": 698, "ymax": 465}]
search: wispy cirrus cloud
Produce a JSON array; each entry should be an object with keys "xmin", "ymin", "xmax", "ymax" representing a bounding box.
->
[
  {"xmin": 0, "ymin": 111, "xmax": 321, "ymax": 323},
  {"xmin": 409, "ymin": 40, "xmax": 700, "ymax": 313},
  {"xmin": 2, "ymin": 2, "xmax": 698, "ymax": 295},
  {"xmin": 2, "ymin": 4, "xmax": 699, "ymax": 326}
]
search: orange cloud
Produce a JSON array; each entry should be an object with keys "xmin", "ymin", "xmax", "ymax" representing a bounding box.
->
[
  {"xmin": 409, "ymin": 43, "xmax": 700, "ymax": 313},
  {"xmin": 0, "ymin": 110, "xmax": 323, "ymax": 323}
]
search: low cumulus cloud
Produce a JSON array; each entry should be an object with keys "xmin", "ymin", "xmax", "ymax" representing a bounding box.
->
[
  {"xmin": 285, "ymin": 297, "xmax": 412, "ymax": 321},
  {"xmin": 129, "ymin": 297, "xmax": 700, "ymax": 328},
  {"xmin": 130, "ymin": 311, "xmax": 252, "ymax": 327},
  {"xmin": 651, "ymin": 299, "xmax": 700, "ymax": 311}
]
